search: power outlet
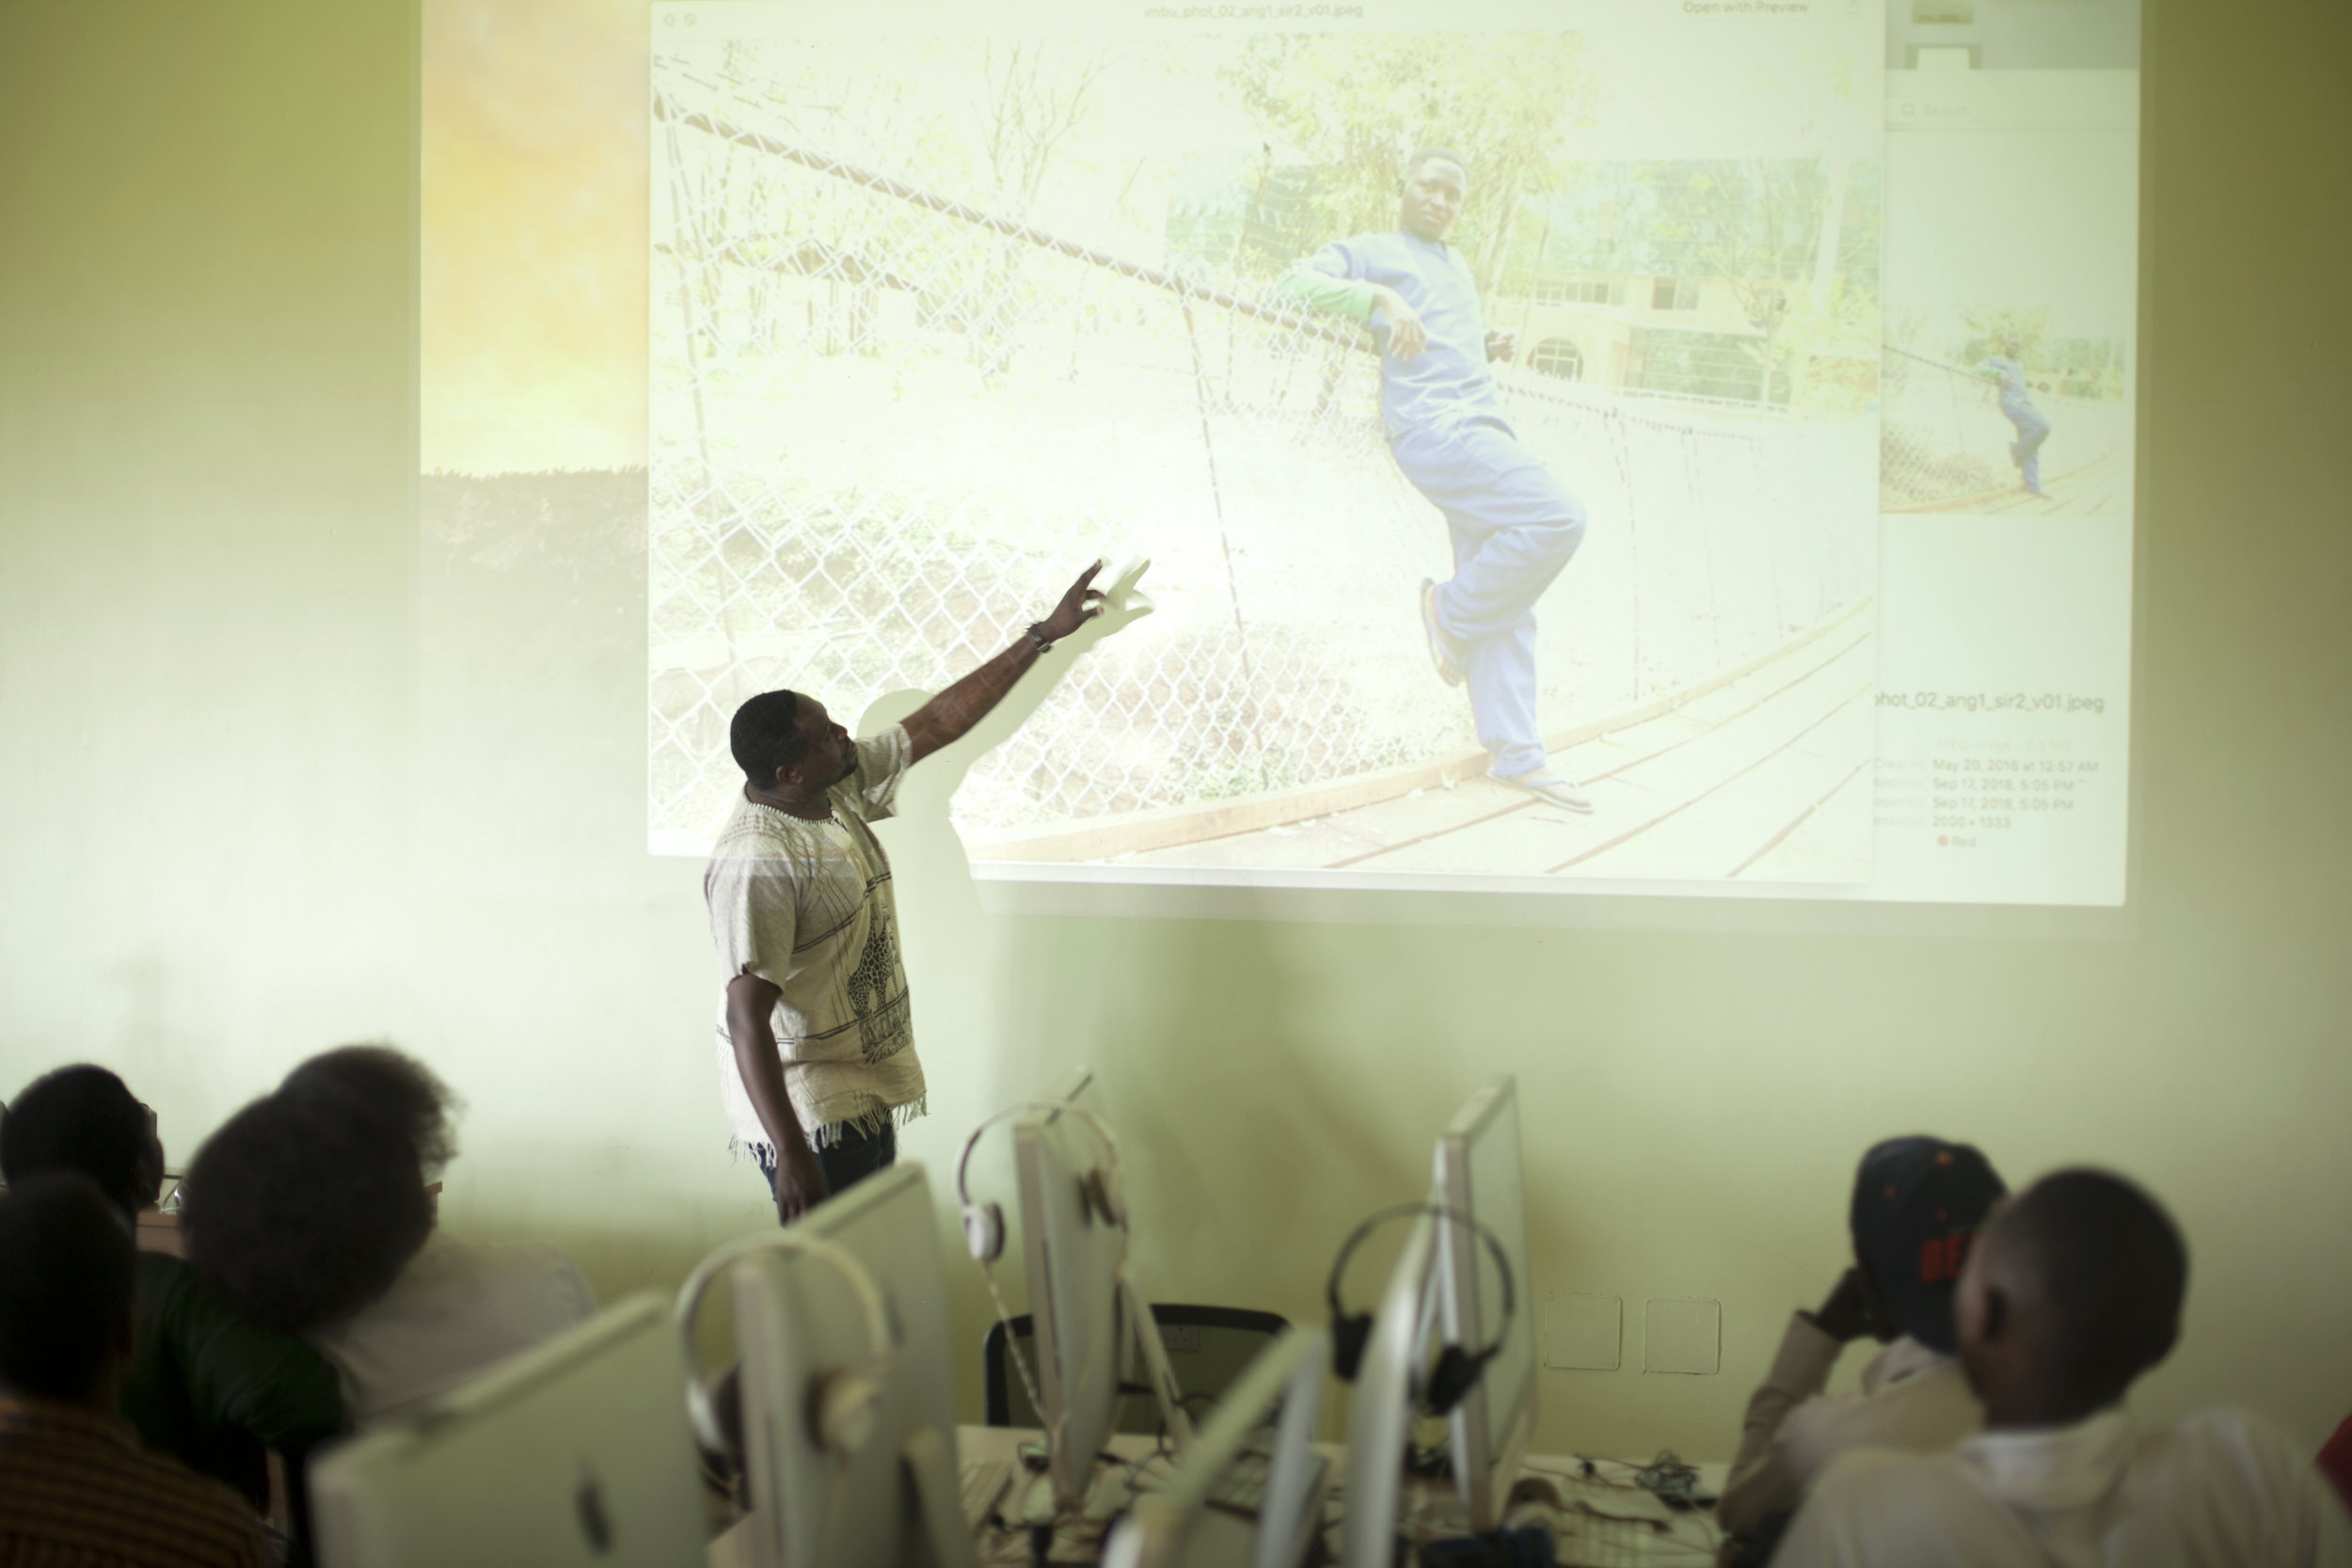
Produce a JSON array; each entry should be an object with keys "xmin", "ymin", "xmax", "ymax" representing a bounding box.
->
[
  {"xmin": 1542, "ymin": 1293, "xmax": 1622, "ymax": 1370},
  {"xmin": 1644, "ymin": 1299, "xmax": 1721, "ymax": 1375}
]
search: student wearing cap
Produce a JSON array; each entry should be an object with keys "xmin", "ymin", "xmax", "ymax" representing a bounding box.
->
[
  {"xmin": 1777, "ymin": 1168, "xmax": 2352, "ymax": 1566},
  {"xmin": 1717, "ymin": 1135, "xmax": 2007, "ymax": 1550}
]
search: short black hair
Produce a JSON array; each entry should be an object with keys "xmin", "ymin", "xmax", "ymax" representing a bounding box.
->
[
  {"xmin": 0, "ymin": 1172, "xmax": 135, "ymax": 1401},
  {"xmin": 730, "ymin": 689, "xmax": 813, "ymax": 785},
  {"xmin": 1405, "ymin": 147, "xmax": 1470, "ymax": 182},
  {"xmin": 0, "ymin": 1065, "xmax": 151, "ymax": 1217},
  {"xmin": 1998, "ymin": 1167, "xmax": 2187, "ymax": 1406},
  {"xmin": 185, "ymin": 1047, "xmax": 456, "ymax": 1336}
]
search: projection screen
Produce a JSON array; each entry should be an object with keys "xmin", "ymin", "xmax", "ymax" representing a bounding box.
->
[{"xmin": 419, "ymin": 0, "xmax": 2139, "ymax": 907}]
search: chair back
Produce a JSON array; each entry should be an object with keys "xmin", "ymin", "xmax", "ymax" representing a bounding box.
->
[{"xmin": 982, "ymin": 1304, "xmax": 1289, "ymax": 1432}]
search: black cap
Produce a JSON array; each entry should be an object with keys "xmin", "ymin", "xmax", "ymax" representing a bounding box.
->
[{"xmin": 1850, "ymin": 1136, "xmax": 2006, "ymax": 1354}]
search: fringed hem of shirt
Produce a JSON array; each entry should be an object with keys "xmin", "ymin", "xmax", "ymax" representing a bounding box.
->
[{"xmin": 730, "ymin": 1094, "xmax": 928, "ymax": 1163}]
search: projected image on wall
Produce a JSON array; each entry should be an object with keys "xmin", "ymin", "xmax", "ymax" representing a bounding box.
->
[
  {"xmin": 1882, "ymin": 316, "xmax": 2130, "ymax": 519},
  {"xmin": 646, "ymin": 3, "xmax": 1885, "ymax": 887},
  {"xmin": 416, "ymin": 0, "xmax": 2139, "ymax": 908},
  {"xmin": 1867, "ymin": 10, "xmax": 2140, "ymax": 910},
  {"xmin": 1878, "ymin": 79, "xmax": 2136, "ymax": 521}
]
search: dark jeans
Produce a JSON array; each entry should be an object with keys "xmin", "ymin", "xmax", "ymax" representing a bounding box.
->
[{"xmin": 754, "ymin": 1120, "xmax": 897, "ymax": 1214}]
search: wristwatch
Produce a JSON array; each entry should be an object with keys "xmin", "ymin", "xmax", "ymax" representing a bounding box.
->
[{"xmin": 1025, "ymin": 622, "xmax": 1055, "ymax": 654}]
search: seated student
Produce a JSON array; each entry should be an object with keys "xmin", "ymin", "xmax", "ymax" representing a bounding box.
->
[
  {"xmin": 1776, "ymin": 1168, "xmax": 2352, "ymax": 1567},
  {"xmin": 0, "ymin": 1172, "xmax": 266, "ymax": 1568},
  {"xmin": 1718, "ymin": 1136, "xmax": 2004, "ymax": 1547},
  {"xmin": 0, "ymin": 1065, "xmax": 343, "ymax": 1526},
  {"xmin": 186, "ymin": 1046, "xmax": 597, "ymax": 1425}
]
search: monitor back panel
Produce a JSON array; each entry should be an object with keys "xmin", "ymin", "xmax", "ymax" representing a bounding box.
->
[
  {"xmin": 310, "ymin": 1294, "xmax": 706, "ymax": 1568},
  {"xmin": 737, "ymin": 1162, "xmax": 965, "ymax": 1568},
  {"xmin": 1338, "ymin": 1217, "xmax": 1436, "ymax": 1568},
  {"xmin": 1436, "ymin": 1076, "xmax": 1536, "ymax": 1531},
  {"xmin": 1015, "ymin": 1109, "xmax": 1125, "ymax": 1507}
]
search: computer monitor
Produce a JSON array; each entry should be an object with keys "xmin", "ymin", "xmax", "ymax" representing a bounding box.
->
[
  {"xmin": 1015, "ymin": 1101, "xmax": 1133, "ymax": 1511},
  {"xmin": 732, "ymin": 1163, "xmax": 979, "ymax": 1568},
  {"xmin": 309, "ymin": 1293, "xmax": 707, "ymax": 1568},
  {"xmin": 1100, "ymin": 1325, "xmax": 1329, "ymax": 1568},
  {"xmin": 1433, "ymin": 1076, "xmax": 1536, "ymax": 1531},
  {"xmin": 1337, "ymin": 1213, "xmax": 1438, "ymax": 1568}
]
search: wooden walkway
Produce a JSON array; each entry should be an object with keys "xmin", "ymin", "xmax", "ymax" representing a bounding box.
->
[{"xmin": 1109, "ymin": 615, "xmax": 1878, "ymax": 883}]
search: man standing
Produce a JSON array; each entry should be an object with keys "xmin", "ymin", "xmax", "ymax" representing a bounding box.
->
[
  {"xmin": 1280, "ymin": 148, "xmax": 1592, "ymax": 813},
  {"xmin": 1979, "ymin": 338, "xmax": 2051, "ymax": 499},
  {"xmin": 707, "ymin": 562, "xmax": 1127, "ymax": 1222}
]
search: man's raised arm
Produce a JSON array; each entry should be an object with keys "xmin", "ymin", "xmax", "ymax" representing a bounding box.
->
[{"xmin": 901, "ymin": 561, "xmax": 1112, "ymax": 765}]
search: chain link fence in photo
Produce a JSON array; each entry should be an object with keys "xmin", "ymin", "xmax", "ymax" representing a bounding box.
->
[
  {"xmin": 1880, "ymin": 345, "xmax": 2130, "ymax": 512},
  {"xmin": 648, "ymin": 85, "xmax": 1877, "ymax": 854}
]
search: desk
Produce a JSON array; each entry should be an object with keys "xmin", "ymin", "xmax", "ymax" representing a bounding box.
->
[
  {"xmin": 135, "ymin": 1206, "xmax": 185, "ymax": 1258},
  {"xmin": 708, "ymin": 1427, "xmax": 1725, "ymax": 1567},
  {"xmin": 135, "ymin": 1174, "xmax": 188, "ymax": 1259}
]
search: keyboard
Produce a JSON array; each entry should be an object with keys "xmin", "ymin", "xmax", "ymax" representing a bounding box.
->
[
  {"xmin": 1084, "ymin": 1461, "xmax": 1138, "ymax": 1522},
  {"xmin": 1553, "ymin": 1521, "xmax": 1665, "ymax": 1567},
  {"xmin": 1554, "ymin": 1505, "xmax": 1714, "ymax": 1567},
  {"xmin": 1204, "ymin": 1448, "xmax": 1272, "ymax": 1517},
  {"xmin": 960, "ymin": 1457, "xmax": 1014, "ymax": 1530}
]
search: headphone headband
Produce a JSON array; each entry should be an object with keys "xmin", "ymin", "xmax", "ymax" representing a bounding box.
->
[
  {"xmin": 1323, "ymin": 1202, "xmax": 1518, "ymax": 1417},
  {"xmin": 954, "ymin": 1099, "xmax": 1134, "ymax": 1472},
  {"xmin": 953, "ymin": 1099, "xmax": 1122, "ymax": 1209},
  {"xmin": 675, "ymin": 1228, "xmax": 893, "ymax": 1455}
]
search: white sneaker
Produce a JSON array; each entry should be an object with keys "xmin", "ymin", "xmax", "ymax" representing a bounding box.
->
[
  {"xmin": 1492, "ymin": 768, "xmax": 1594, "ymax": 814},
  {"xmin": 1420, "ymin": 579, "xmax": 1466, "ymax": 687}
]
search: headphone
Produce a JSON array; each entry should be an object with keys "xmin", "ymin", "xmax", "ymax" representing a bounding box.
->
[
  {"xmin": 674, "ymin": 1230, "xmax": 893, "ymax": 1461},
  {"xmin": 1324, "ymin": 1203, "xmax": 1518, "ymax": 1418},
  {"xmin": 954, "ymin": 1101, "xmax": 1127, "ymax": 1264},
  {"xmin": 954, "ymin": 1100, "xmax": 1139, "ymax": 1463}
]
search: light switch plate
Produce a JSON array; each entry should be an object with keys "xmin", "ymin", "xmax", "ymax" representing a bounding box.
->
[
  {"xmin": 1644, "ymin": 1298, "xmax": 1721, "ymax": 1375},
  {"xmin": 1542, "ymin": 1293, "xmax": 1622, "ymax": 1370}
]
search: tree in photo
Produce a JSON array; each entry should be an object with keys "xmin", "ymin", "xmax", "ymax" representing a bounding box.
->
[
  {"xmin": 1221, "ymin": 33, "xmax": 1597, "ymax": 294},
  {"xmin": 1644, "ymin": 158, "xmax": 1855, "ymax": 407},
  {"xmin": 974, "ymin": 40, "xmax": 1117, "ymax": 216},
  {"xmin": 965, "ymin": 40, "xmax": 1119, "ymax": 372},
  {"xmin": 1959, "ymin": 306, "xmax": 2052, "ymax": 371}
]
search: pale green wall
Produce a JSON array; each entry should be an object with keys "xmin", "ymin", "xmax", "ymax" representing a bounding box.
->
[{"xmin": 3, "ymin": 0, "xmax": 2347, "ymax": 1465}]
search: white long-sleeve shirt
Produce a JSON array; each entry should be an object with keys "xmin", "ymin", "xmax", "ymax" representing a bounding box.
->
[
  {"xmin": 1717, "ymin": 1312, "xmax": 1983, "ymax": 1538},
  {"xmin": 310, "ymin": 1234, "xmax": 598, "ymax": 1425},
  {"xmin": 1777, "ymin": 1407, "xmax": 2352, "ymax": 1567}
]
